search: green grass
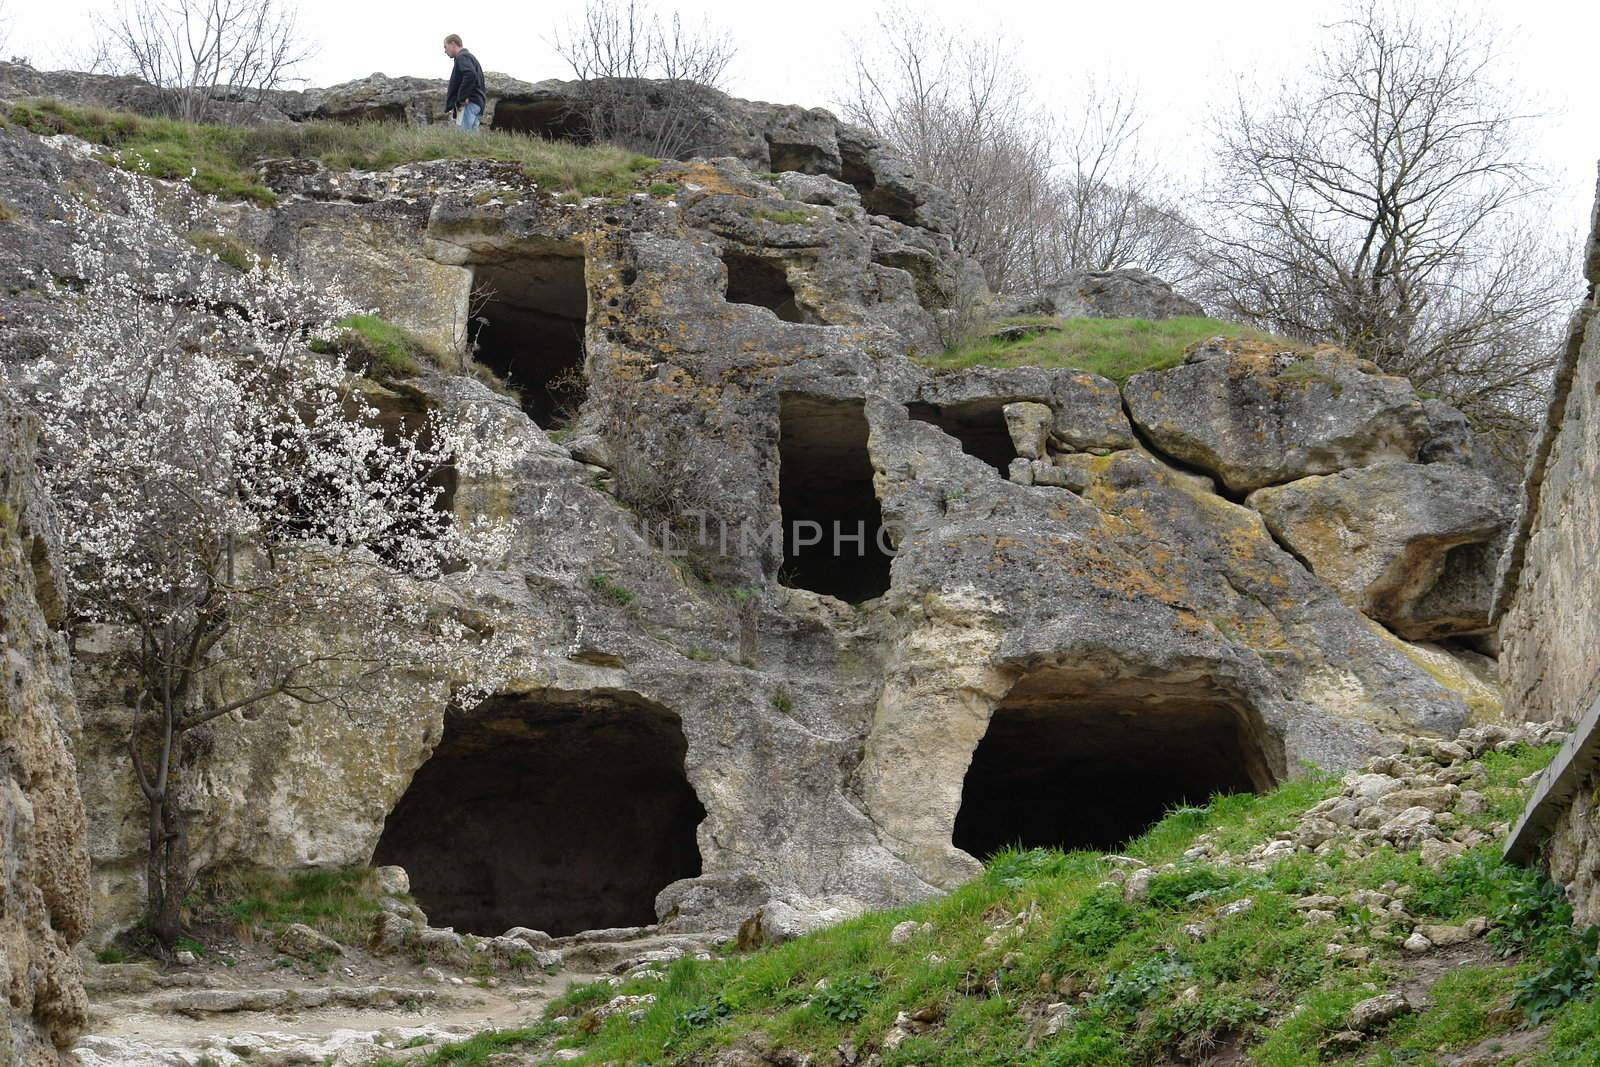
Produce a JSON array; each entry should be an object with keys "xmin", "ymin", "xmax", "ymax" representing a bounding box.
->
[
  {"xmin": 204, "ymin": 865, "xmax": 395, "ymax": 948},
  {"xmin": 404, "ymin": 741, "xmax": 1595, "ymax": 1066},
  {"xmin": 920, "ymin": 316, "xmax": 1286, "ymax": 382},
  {"xmin": 3, "ymin": 98, "xmax": 659, "ymax": 204},
  {"xmin": 754, "ymin": 207, "xmax": 813, "ymax": 225},
  {"xmin": 589, "ymin": 573, "xmax": 634, "ymax": 606},
  {"xmin": 186, "ymin": 230, "xmax": 257, "ymax": 272},
  {"xmin": 314, "ymin": 314, "xmax": 446, "ymax": 384}
]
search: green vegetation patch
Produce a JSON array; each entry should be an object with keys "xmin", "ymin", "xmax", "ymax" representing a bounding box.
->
[
  {"xmin": 205, "ymin": 865, "xmax": 394, "ymax": 947},
  {"xmin": 3, "ymin": 98, "xmax": 659, "ymax": 204},
  {"xmin": 314, "ymin": 314, "xmax": 447, "ymax": 384},
  {"xmin": 187, "ymin": 230, "xmax": 257, "ymax": 272},
  {"xmin": 921, "ymin": 315, "xmax": 1286, "ymax": 383},
  {"xmin": 421, "ymin": 741, "xmax": 1598, "ymax": 1067}
]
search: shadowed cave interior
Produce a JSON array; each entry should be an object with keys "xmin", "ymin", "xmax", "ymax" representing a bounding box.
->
[
  {"xmin": 471, "ymin": 247, "xmax": 588, "ymax": 427},
  {"xmin": 372, "ymin": 691, "xmax": 704, "ymax": 937},
  {"xmin": 777, "ymin": 394, "xmax": 893, "ymax": 603},
  {"xmin": 723, "ymin": 250, "xmax": 813, "ymax": 323},
  {"xmin": 907, "ymin": 399, "xmax": 1020, "ymax": 475},
  {"xmin": 954, "ymin": 668, "xmax": 1275, "ymax": 858}
]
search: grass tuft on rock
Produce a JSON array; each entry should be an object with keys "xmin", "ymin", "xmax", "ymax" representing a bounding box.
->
[
  {"xmin": 2, "ymin": 98, "xmax": 659, "ymax": 204},
  {"xmin": 204, "ymin": 865, "xmax": 394, "ymax": 948},
  {"xmin": 313, "ymin": 314, "xmax": 446, "ymax": 384},
  {"xmin": 921, "ymin": 315, "xmax": 1290, "ymax": 383}
]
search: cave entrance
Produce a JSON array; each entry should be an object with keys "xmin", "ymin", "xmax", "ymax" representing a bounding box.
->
[
  {"xmin": 471, "ymin": 247, "xmax": 588, "ymax": 427},
  {"xmin": 372, "ymin": 690, "xmax": 704, "ymax": 937},
  {"xmin": 489, "ymin": 99, "xmax": 590, "ymax": 142},
  {"xmin": 954, "ymin": 667, "xmax": 1276, "ymax": 858},
  {"xmin": 907, "ymin": 400, "xmax": 1018, "ymax": 475},
  {"xmin": 778, "ymin": 394, "xmax": 892, "ymax": 602},
  {"xmin": 723, "ymin": 250, "xmax": 811, "ymax": 323}
]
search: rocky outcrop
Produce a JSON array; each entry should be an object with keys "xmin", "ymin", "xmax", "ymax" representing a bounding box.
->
[
  {"xmin": 995, "ymin": 268, "xmax": 1203, "ymax": 321},
  {"xmin": 1250, "ymin": 463, "xmax": 1512, "ymax": 640},
  {"xmin": 0, "ymin": 382, "xmax": 91, "ymax": 1065},
  {"xmin": 0, "ymin": 94, "xmax": 1504, "ymax": 950},
  {"xmin": 1123, "ymin": 339, "xmax": 1433, "ymax": 494},
  {"xmin": 1498, "ymin": 167, "xmax": 1600, "ymax": 923}
]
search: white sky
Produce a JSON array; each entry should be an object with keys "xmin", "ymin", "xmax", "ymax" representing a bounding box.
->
[{"xmin": 10, "ymin": 0, "xmax": 1599, "ymax": 238}]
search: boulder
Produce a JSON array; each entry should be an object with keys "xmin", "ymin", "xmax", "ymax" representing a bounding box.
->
[
  {"xmin": 994, "ymin": 269, "xmax": 1203, "ymax": 321},
  {"xmin": 1123, "ymin": 341, "xmax": 1430, "ymax": 493},
  {"xmin": 1002, "ymin": 402, "xmax": 1053, "ymax": 460},
  {"xmin": 274, "ymin": 923, "xmax": 343, "ymax": 960},
  {"xmin": 1249, "ymin": 463, "xmax": 1512, "ymax": 638}
]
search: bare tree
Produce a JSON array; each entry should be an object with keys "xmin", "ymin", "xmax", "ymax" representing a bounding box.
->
[
  {"xmin": 842, "ymin": 9, "xmax": 1051, "ymax": 294},
  {"xmin": 551, "ymin": 0, "xmax": 736, "ymax": 158},
  {"xmin": 1016, "ymin": 86, "xmax": 1204, "ymax": 292},
  {"xmin": 842, "ymin": 11, "xmax": 1198, "ymax": 299},
  {"xmin": 1202, "ymin": 1, "xmax": 1577, "ymax": 436},
  {"xmin": 96, "ymin": 0, "xmax": 309, "ymax": 122}
]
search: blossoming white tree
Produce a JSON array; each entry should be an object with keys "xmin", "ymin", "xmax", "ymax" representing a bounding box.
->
[{"xmin": 11, "ymin": 174, "xmax": 516, "ymax": 948}]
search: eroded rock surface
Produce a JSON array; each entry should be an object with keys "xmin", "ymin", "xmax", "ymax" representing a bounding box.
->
[
  {"xmin": 0, "ymin": 382, "xmax": 91, "ymax": 1065},
  {"xmin": 996, "ymin": 268, "xmax": 1204, "ymax": 321},
  {"xmin": 1250, "ymin": 463, "xmax": 1513, "ymax": 639},
  {"xmin": 1124, "ymin": 340, "xmax": 1431, "ymax": 493},
  {"xmin": 0, "ymin": 88, "xmax": 1506, "ymax": 955}
]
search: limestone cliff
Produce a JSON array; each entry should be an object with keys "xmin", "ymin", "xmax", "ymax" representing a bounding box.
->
[
  {"xmin": 0, "ymin": 381, "xmax": 91, "ymax": 1065},
  {"xmin": 0, "ymin": 82, "xmax": 1515, "ymax": 949}
]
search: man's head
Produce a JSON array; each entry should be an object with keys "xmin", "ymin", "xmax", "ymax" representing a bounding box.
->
[{"xmin": 443, "ymin": 34, "xmax": 463, "ymax": 58}]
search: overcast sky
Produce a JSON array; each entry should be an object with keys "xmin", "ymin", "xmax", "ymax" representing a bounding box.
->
[{"xmin": 10, "ymin": 0, "xmax": 1599, "ymax": 237}]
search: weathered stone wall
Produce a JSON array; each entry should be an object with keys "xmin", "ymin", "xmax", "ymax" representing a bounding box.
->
[
  {"xmin": 1495, "ymin": 237, "xmax": 1600, "ymax": 725},
  {"xmin": 0, "ymin": 382, "xmax": 90, "ymax": 1065},
  {"xmin": 1497, "ymin": 167, "xmax": 1600, "ymax": 922}
]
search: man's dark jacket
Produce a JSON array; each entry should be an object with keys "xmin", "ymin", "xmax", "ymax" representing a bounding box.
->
[{"xmin": 445, "ymin": 49, "xmax": 486, "ymax": 111}]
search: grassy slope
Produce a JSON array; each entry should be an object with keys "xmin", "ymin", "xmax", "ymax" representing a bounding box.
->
[
  {"xmin": 0, "ymin": 99, "xmax": 658, "ymax": 204},
  {"xmin": 919, "ymin": 316, "xmax": 1288, "ymax": 382},
  {"xmin": 393, "ymin": 742, "xmax": 1600, "ymax": 1066}
]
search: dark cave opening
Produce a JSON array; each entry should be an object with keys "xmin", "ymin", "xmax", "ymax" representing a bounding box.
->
[
  {"xmin": 471, "ymin": 249, "xmax": 588, "ymax": 427},
  {"xmin": 723, "ymin": 250, "xmax": 810, "ymax": 323},
  {"xmin": 489, "ymin": 99, "xmax": 591, "ymax": 142},
  {"xmin": 907, "ymin": 400, "xmax": 1019, "ymax": 475},
  {"xmin": 372, "ymin": 691, "xmax": 704, "ymax": 937},
  {"xmin": 954, "ymin": 669, "xmax": 1273, "ymax": 858},
  {"xmin": 778, "ymin": 394, "xmax": 892, "ymax": 602}
]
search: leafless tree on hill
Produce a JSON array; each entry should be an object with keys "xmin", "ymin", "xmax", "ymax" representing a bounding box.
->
[
  {"xmin": 552, "ymin": 0, "xmax": 736, "ymax": 159},
  {"xmin": 1201, "ymin": 0, "xmax": 1577, "ymax": 441},
  {"xmin": 95, "ymin": 0, "xmax": 310, "ymax": 122},
  {"xmin": 841, "ymin": 10, "xmax": 1199, "ymax": 300}
]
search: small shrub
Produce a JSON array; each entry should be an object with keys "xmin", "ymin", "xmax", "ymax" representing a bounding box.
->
[
  {"xmin": 649, "ymin": 182, "xmax": 679, "ymax": 197},
  {"xmin": 771, "ymin": 689, "xmax": 794, "ymax": 715},
  {"xmin": 94, "ymin": 945, "xmax": 127, "ymax": 964},
  {"xmin": 1050, "ymin": 890, "xmax": 1137, "ymax": 961},
  {"xmin": 187, "ymin": 230, "xmax": 257, "ymax": 272},
  {"xmin": 1144, "ymin": 866, "xmax": 1237, "ymax": 910},
  {"xmin": 817, "ymin": 974, "xmax": 879, "ymax": 1023},
  {"xmin": 589, "ymin": 573, "xmax": 634, "ymax": 605}
]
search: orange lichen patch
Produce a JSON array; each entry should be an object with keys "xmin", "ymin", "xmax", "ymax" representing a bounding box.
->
[{"xmin": 659, "ymin": 161, "xmax": 760, "ymax": 198}]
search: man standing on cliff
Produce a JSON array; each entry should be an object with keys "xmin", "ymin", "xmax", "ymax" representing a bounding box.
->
[{"xmin": 443, "ymin": 34, "xmax": 486, "ymax": 132}]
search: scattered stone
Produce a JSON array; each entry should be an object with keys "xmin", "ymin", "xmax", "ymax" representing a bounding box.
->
[
  {"xmin": 1417, "ymin": 924, "xmax": 1474, "ymax": 947},
  {"xmin": 173, "ymin": 950, "xmax": 197, "ymax": 967},
  {"xmin": 1403, "ymin": 932, "xmax": 1434, "ymax": 954},
  {"xmin": 889, "ymin": 920, "xmax": 932, "ymax": 946},
  {"xmin": 1348, "ymin": 992, "xmax": 1413, "ymax": 1031},
  {"xmin": 275, "ymin": 923, "xmax": 342, "ymax": 960},
  {"xmin": 1123, "ymin": 868, "xmax": 1155, "ymax": 902},
  {"xmin": 1218, "ymin": 898, "xmax": 1255, "ymax": 919},
  {"xmin": 1002, "ymin": 402, "xmax": 1053, "ymax": 460},
  {"xmin": 374, "ymin": 865, "xmax": 410, "ymax": 896}
]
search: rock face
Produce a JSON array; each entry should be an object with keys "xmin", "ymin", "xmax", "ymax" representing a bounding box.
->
[
  {"xmin": 1250, "ymin": 463, "xmax": 1512, "ymax": 639},
  {"xmin": 996, "ymin": 268, "xmax": 1204, "ymax": 321},
  {"xmin": 1123, "ymin": 339, "xmax": 1432, "ymax": 494},
  {"xmin": 1497, "ymin": 169, "xmax": 1600, "ymax": 924},
  {"xmin": 0, "ymin": 83, "xmax": 1507, "ymax": 948},
  {"xmin": 0, "ymin": 382, "xmax": 91, "ymax": 1065}
]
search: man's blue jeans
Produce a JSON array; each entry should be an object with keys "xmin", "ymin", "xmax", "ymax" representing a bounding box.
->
[{"xmin": 460, "ymin": 101, "xmax": 482, "ymax": 132}]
